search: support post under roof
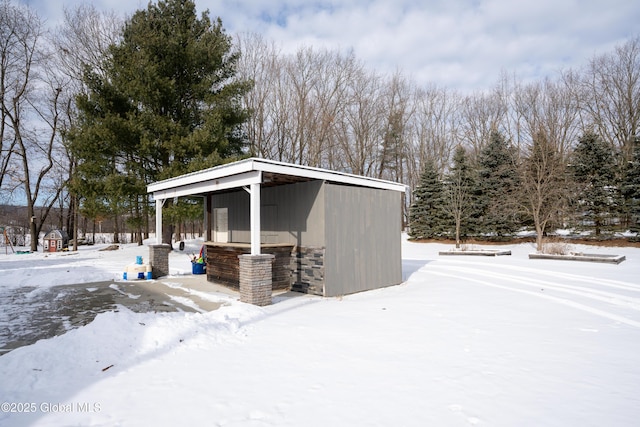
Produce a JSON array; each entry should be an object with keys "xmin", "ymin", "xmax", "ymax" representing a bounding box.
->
[
  {"xmin": 250, "ymin": 182, "xmax": 261, "ymax": 255},
  {"xmin": 155, "ymin": 198, "xmax": 165, "ymax": 245}
]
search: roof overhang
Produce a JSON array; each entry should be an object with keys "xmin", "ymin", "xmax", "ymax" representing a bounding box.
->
[
  {"xmin": 147, "ymin": 157, "xmax": 408, "ymax": 200},
  {"xmin": 149, "ymin": 170, "xmax": 262, "ymax": 200}
]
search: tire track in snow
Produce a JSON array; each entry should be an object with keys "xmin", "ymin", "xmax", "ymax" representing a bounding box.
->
[
  {"xmin": 435, "ymin": 258, "xmax": 640, "ymax": 293},
  {"xmin": 422, "ymin": 261, "xmax": 640, "ymax": 329},
  {"xmin": 436, "ymin": 265, "xmax": 640, "ymax": 311},
  {"xmin": 427, "ymin": 270, "xmax": 640, "ymax": 328}
]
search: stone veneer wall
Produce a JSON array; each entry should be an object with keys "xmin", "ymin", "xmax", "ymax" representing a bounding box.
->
[
  {"xmin": 291, "ymin": 246, "xmax": 325, "ymax": 296},
  {"xmin": 149, "ymin": 244, "xmax": 172, "ymax": 279},
  {"xmin": 238, "ymin": 254, "xmax": 274, "ymax": 306}
]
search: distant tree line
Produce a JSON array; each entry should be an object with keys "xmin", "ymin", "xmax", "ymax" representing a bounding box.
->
[
  {"xmin": 236, "ymin": 33, "xmax": 640, "ymax": 245},
  {"xmin": 0, "ymin": 0, "xmax": 638, "ymax": 251},
  {"xmin": 409, "ymin": 130, "xmax": 640, "ymax": 250}
]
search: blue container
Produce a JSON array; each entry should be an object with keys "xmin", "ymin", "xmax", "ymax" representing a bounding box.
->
[
  {"xmin": 192, "ymin": 262, "xmax": 206, "ymax": 275},
  {"xmin": 146, "ymin": 271, "xmax": 152, "ymax": 280},
  {"xmin": 136, "ymin": 256, "xmax": 143, "ymax": 265}
]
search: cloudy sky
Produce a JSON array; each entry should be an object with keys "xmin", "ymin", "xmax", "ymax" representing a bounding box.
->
[{"xmin": 21, "ymin": 0, "xmax": 640, "ymax": 92}]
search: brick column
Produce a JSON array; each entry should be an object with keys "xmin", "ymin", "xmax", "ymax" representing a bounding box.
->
[
  {"xmin": 238, "ymin": 254, "xmax": 274, "ymax": 306},
  {"xmin": 149, "ymin": 244, "xmax": 172, "ymax": 279}
]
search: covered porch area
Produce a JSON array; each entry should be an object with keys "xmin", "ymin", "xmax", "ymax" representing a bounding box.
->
[
  {"xmin": 147, "ymin": 159, "xmax": 297, "ymax": 306},
  {"xmin": 147, "ymin": 157, "xmax": 407, "ymax": 305}
]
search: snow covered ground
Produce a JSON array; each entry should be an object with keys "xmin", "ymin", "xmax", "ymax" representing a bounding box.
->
[{"xmin": 1, "ymin": 236, "xmax": 639, "ymax": 426}]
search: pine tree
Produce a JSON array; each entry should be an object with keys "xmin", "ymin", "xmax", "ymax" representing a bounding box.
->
[
  {"xmin": 476, "ymin": 130, "xmax": 520, "ymax": 239},
  {"xmin": 621, "ymin": 136, "xmax": 640, "ymax": 236},
  {"xmin": 69, "ymin": 0, "xmax": 250, "ymax": 245},
  {"xmin": 409, "ymin": 160, "xmax": 448, "ymax": 240},
  {"xmin": 572, "ymin": 131, "xmax": 616, "ymax": 236}
]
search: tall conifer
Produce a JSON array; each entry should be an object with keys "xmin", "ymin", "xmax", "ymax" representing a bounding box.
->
[
  {"xmin": 572, "ymin": 131, "xmax": 616, "ymax": 236},
  {"xmin": 69, "ymin": 0, "xmax": 250, "ymax": 244},
  {"xmin": 409, "ymin": 160, "xmax": 447, "ymax": 240},
  {"xmin": 621, "ymin": 137, "xmax": 640, "ymax": 235},
  {"xmin": 476, "ymin": 130, "xmax": 520, "ymax": 239}
]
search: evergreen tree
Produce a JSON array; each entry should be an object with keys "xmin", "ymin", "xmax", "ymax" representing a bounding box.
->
[
  {"xmin": 476, "ymin": 130, "xmax": 520, "ymax": 239},
  {"xmin": 69, "ymin": 0, "xmax": 250, "ymax": 244},
  {"xmin": 409, "ymin": 160, "xmax": 448, "ymax": 240},
  {"xmin": 621, "ymin": 136, "xmax": 640, "ymax": 236},
  {"xmin": 571, "ymin": 131, "xmax": 616, "ymax": 236},
  {"xmin": 444, "ymin": 146, "xmax": 478, "ymax": 247}
]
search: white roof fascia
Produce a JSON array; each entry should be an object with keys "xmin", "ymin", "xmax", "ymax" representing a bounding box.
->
[
  {"xmin": 147, "ymin": 160, "xmax": 256, "ymax": 194},
  {"xmin": 151, "ymin": 170, "xmax": 261, "ymax": 200},
  {"xmin": 147, "ymin": 157, "xmax": 408, "ymax": 196}
]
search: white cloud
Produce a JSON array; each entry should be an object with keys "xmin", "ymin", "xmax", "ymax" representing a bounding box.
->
[{"xmin": 21, "ymin": 0, "xmax": 640, "ymax": 92}]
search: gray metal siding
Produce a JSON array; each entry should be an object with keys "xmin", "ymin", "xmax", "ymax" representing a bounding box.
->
[
  {"xmin": 261, "ymin": 180, "xmax": 325, "ymax": 247},
  {"xmin": 211, "ymin": 191, "xmax": 249, "ymax": 242},
  {"xmin": 324, "ymin": 184, "xmax": 402, "ymax": 297},
  {"xmin": 211, "ymin": 180, "xmax": 325, "ymax": 247}
]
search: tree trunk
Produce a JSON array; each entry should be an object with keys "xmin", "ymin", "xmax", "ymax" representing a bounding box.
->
[
  {"xmin": 113, "ymin": 212, "xmax": 120, "ymax": 244},
  {"xmin": 534, "ymin": 219, "xmax": 544, "ymax": 252},
  {"xmin": 162, "ymin": 223, "xmax": 174, "ymax": 249},
  {"xmin": 29, "ymin": 211, "xmax": 38, "ymax": 253},
  {"xmin": 72, "ymin": 194, "xmax": 78, "ymax": 251}
]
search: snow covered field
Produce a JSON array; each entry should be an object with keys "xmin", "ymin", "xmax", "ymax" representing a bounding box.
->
[{"xmin": 1, "ymin": 236, "xmax": 639, "ymax": 426}]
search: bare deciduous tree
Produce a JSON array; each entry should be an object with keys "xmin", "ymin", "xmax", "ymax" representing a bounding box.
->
[
  {"xmin": 513, "ymin": 77, "xmax": 580, "ymax": 163},
  {"xmin": 233, "ymin": 32, "xmax": 638, "ymax": 239},
  {"xmin": 519, "ymin": 129, "xmax": 570, "ymax": 251},
  {"xmin": 458, "ymin": 90, "xmax": 506, "ymax": 160},
  {"xmin": 0, "ymin": 0, "xmax": 20, "ymax": 196},
  {"xmin": 1, "ymin": 1, "xmax": 63, "ymax": 251},
  {"xmin": 444, "ymin": 145, "xmax": 476, "ymax": 248},
  {"xmin": 53, "ymin": 4, "xmax": 123, "ymax": 249},
  {"xmin": 236, "ymin": 33, "xmax": 281, "ymax": 159},
  {"xmin": 377, "ymin": 71, "xmax": 414, "ymax": 182},
  {"xmin": 56, "ymin": 4, "xmax": 122, "ymax": 84},
  {"xmin": 578, "ymin": 36, "xmax": 640, "ymax": 163},
  {"xmin": 334, "ymin": 63, "xmax": 384, "ymax": 176},
  {"xmin": 406, "ymin": 84, "xmax": 460, "ymax": 189}
]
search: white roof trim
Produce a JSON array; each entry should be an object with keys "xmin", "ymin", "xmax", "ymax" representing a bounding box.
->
[
  {"xmin": 151, "ymin": 170, "xmax": 262, "ymax": 200},
  {"xmin": 147, "ymin": 157, "xmax": 407, "ymax": 198}
]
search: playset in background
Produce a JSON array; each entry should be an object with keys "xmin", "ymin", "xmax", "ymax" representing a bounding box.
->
[
  {"xmin": 1, "ymin": 226, "xmax": 14, "ymax": 254},
  {"xmin": 120, "ymin": 245, "xmax": 205, "ymax": 280},
  {"xmin": 123, "ymin": 255, "xmax": 152, "ymax": 280}
]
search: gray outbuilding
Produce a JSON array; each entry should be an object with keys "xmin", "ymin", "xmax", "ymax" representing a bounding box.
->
[{"xmin": 147, "ymin": 158, "xmax": 407, "ymax": 301}]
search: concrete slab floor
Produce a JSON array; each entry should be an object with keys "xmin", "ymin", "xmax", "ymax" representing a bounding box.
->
[{"xmin": 0, "ymin": 274, "xmax": 234, "ymax": 355}]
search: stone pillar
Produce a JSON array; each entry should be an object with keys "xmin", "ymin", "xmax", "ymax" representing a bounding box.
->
[
  {"xmin": 238, "ymin": 254, "xmax": 274, "ymax": 306},
  {"xmin": 149, "ymin": 244, "xmax": 172, "ymax": 279}
]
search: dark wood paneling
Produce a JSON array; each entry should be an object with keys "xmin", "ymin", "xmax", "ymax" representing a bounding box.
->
[{"xmin": 205, "ymin": 244, "xmax": 294, "ymax": 290}]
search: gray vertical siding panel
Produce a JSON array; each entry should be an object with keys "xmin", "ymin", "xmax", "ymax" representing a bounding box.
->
[
  {"xmin": 324, "ymin": 184, "xmax": 402, "ymax": 297},
  {"xmin": 210, "ymin": 181, "xmax": 325, "ymax": 247},
  {"xmin": 211, "ymin": 191, "xmax": 250, "ymax": 242},
  {"xmin": 260, "ymin": 180, "xmax": 325, "ymax": 247},
  {"xmin": 211, "ymin": 181, "xmax": 402, "ymax": 297}
]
